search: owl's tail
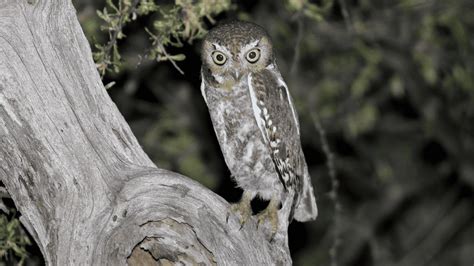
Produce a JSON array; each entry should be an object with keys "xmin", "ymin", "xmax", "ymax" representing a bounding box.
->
[{"xmin": 293, "ymin": 166, "xmax": 318, "ymax": 222}]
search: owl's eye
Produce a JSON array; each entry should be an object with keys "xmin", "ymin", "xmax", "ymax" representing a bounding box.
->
[
  {"xmin": 212, "ymin": 51, "xmax": 227, "ymax": 65},
  {"xmin": 246, "ymin": 48, "xmax": 261, "ymax": 63}
]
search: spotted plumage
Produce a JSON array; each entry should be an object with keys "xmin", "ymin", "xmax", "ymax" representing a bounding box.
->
[{"xmin": 200, "ymin": 21, "xmax": 317, "ymax": 233}]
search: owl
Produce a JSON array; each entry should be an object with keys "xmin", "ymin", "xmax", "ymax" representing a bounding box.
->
[{"xmin": 200, "ymin": 20, "xmax": 318, "ymax": 235}]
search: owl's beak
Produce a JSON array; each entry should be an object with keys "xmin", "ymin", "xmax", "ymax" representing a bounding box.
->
[{"xmin": 230, "ymin": 71, "xmax": 243, "ymax": 81}]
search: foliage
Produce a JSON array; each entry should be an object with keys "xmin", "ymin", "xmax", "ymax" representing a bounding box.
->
[
  {"xmin": 0, "ymin": 212, "xmax": 31, "ymax": 265},
  {"xmin": 93, "ymin": 0, "xmax": 232, "ymax": 77}
]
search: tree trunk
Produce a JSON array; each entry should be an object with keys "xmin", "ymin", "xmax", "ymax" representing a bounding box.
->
[{"xmin": 0, "ymin": 0, "xmax": 291, "ymax": 265}]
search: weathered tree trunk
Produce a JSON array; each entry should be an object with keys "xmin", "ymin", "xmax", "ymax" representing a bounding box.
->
[{"xmin": 0, "ymin": 0, "xmax": 291, "ymax": 265}]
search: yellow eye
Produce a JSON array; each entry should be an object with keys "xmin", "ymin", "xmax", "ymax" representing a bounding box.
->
[
  {"xmin": 212, "ymin": 51, "xmax": 227, "ymax": 65},
  {"xmin": 246, "ymin": 48, "xmax": 260, "ymax": 63}
]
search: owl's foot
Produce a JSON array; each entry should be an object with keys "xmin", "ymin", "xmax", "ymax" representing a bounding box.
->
[
  {"xmin": 256, "ymin": 198, "xmax": 279, "ymax": 240},
  {"xmin": 226, "ymin": 191, "xmax": 253, "ymax": 228}
]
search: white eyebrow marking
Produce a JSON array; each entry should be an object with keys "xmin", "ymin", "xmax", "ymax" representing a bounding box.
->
[
  {"xmin": 241, "ymin": 40, "xmax": 260, "ymax": 56},
  {"xmin": 213, "ymin": 43, "xmax": 232, "ymax": 55}
]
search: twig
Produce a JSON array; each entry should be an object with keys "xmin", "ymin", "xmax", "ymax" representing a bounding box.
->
[
  {"xmin": 311, "ymin": 113, "xmax": 340, "ymax": 266},
  {"xmin": 337, "ymin": 0, "xmax": 353, "ymax": 32},
  {"xmin": 157, "ymin": 43, "xmax": 185, "ymax": 75},
  {"xmin": 100, "ymin": 0, "xmax": 141, "ymax": 77},
  {"xmin": 290, "ymin": 13, "xmax": 304, "ymax": 77},
  {"xmin": 143, "ymin": 27, "xmax": 185, "ymax": 75}
]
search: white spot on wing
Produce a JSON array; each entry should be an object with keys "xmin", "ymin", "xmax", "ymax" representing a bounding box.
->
[{"xmin": 263, "ymin": 107, "xmax": 268, "ymax": 117}]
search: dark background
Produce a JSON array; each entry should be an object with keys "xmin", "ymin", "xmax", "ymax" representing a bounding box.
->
[{"xmin": 1, "ymin": 0, "xmax": 474, "ymax": 265}]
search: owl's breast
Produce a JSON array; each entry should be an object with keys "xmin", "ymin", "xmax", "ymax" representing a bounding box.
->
[{"xmin": 205, "ymin": 81, "xmax": 276, "ymax": 187}]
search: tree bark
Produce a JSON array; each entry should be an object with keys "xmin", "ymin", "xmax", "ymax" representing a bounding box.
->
[{"xmin": 0, "ymin": 0, "xmax": 291, "ymax": 265}]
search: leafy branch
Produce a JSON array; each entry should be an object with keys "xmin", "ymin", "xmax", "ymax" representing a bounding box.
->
[
  {"xmin": 0, "ymin": 213, "xmax": 31, "ymax": 265},
  {"xmin": 94, "ymin": 0, "xmax": 232, "ymax": 78},
  {"xmin": 94, "ymin": 0, "xmax": 143, "ymax": 77}
]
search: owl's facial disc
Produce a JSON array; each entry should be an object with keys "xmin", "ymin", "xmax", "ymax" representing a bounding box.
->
[
  {"xmin": 202, "ymin": 35, "xmax": 273, "ymax": 85},
  {"xmin": 203, "ymin": 42, "xmax": 242, "ymax": 83}
]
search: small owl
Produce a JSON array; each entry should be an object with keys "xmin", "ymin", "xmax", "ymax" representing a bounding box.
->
[{"xmin": 200, "ymin": 20, "xmax": 317, "ymax": 234}]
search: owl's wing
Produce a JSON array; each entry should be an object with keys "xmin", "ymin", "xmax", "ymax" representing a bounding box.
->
[{"xmin": 248, "ymin": 68, "xmax": 318, "ymax": 222}]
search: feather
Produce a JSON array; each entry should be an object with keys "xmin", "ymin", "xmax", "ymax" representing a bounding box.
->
[{"xmin": 249, "ymin": 68, "xmax": 317, "ymax": 221}]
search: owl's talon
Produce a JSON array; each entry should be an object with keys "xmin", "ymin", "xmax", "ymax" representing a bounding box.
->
[
  {"xmin": 230, "ymin": 201, "xmax": 252, "ymax": 227},
  {"xmin": 227, "ymin": 191, "xmax": 253, "ymax": 227},
  {"xmin": 256, "ymin": 199, "xmax": 279, "ymax": 240}
]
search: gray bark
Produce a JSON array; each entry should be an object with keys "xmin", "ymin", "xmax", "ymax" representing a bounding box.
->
[{"xmin": 0, "ymin": 0, "xmax": 291, "ymax": 265}]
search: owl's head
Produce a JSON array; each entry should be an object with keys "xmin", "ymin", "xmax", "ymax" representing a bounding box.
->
[{"xmin": 201, "ymin": 20, "xmax": 274, "ymax": 85}]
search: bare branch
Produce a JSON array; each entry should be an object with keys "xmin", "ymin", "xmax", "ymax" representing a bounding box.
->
[{"xmin": 311, "ymin": 113, "xmax": 340, "ymax": 266}]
